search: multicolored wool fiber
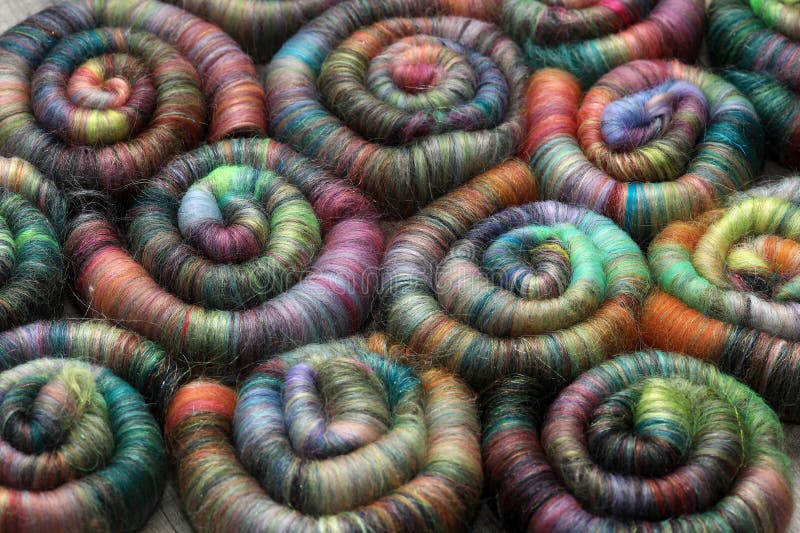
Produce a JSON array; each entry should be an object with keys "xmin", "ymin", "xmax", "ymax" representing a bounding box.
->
[
  {"xmin": 643, "ymin": 176, "xmax": 800, "ymax": 421},
  {"xmin": 381, "ymin": 162, "xmax": 651, "ymax": 388},
  {"xmin": 166, "ymin": 335, "xmax": 483, "ymax": 532},
  {"xmin": 0, "ymin": 320, "xmax": 183, "ymax": 531},
  {"xmin": 501, "ymin": 0, "xmax": 705, "ymax": 85},
  {"xmin": 482, "ymin": 351, "xmax": 793, "ymax": 532},
  {"xmin": 709, "ymin": 0, "xmax": 800, "ymax": 167},
  {"xmin": 265, "ymin": 0, "xmax": 529, "ymax": 215},
  {"xmin": 66, "ymin": 138, "xmax": 384, "ymax": 372},
  {"xmin": 523, "ymin": 59, "xmax": 764, "ymax": 242},
  {"xmin": 0, "ymin": 0, "xmax": 266, "ymax": 193},
  {"xmin": 0, "ymin": 156, "xmax": 65, "ymax": 330}
]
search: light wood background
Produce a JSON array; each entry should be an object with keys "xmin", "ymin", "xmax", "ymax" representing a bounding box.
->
[{"xmin": 1, "ymin": 1, "xmax": 798, "ymax": 531}]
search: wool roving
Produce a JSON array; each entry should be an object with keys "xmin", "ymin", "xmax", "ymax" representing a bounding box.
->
[
  {"xmin": 0, "ymin": 156, "xmax": 65, "ymax": 330},
  {"xmin": 0, "ymin": 0, "xmax": 266, "ymax": 193},
  {"xmin": 709, "ymin": 0, "xmax": 800, "ymax": 167},
  {"xmin": 66, "ymin": 138, "xmax": 384, "ymax": 373},
  {"xmin": 501, "ymin": 0, "xmax": 704, "ymax": 86},
  {"xmin": 265, "ymin": 0, "xmax": 528, "ymax": 215},
  {"xmin": 523, "ymin": 60, "xmax": 764, "ymax": 242},
  {"xmin": 381, "ymin": 164, "xmax": 650, "ymax": 388},
  {"xmin": 482, "ymin": 351, "xmax": 793, "ymax": 532},
  {"xmin": 0, "ymin": 320, "xmax": 183, "ymax": 531},
  {"xmin": 643, "ymin": 176, "xmax": 800, "ymax": 421},
  {"xmin": 165, "ymin": 335, "xmax": 483, "ymax": 532},
  {"xmin": 165, "ymin": 0, "xmax": 345, "ymax": 62}
]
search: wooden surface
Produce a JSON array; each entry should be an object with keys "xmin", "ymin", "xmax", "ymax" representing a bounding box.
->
[{"xmin": 1, "ymin": 1, "xmax": 800, "ymax": 532}]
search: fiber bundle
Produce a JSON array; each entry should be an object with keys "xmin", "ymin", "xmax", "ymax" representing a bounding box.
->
[
  {"xmin": 643, "ymin": 177, "xmax": 800, "ymax": 421},
  {"xmin": 523, "ymin": 60, "xmax": 764, "ymax": 242},
  {"xmin": 381, "ymin": 163, "xmax": 650, "ymax": 388},
  {"xmin": 265, "ymin": 0, "xmax": 528, "ymax": 215},
  {"xmin": 709, "ymin": 0, "xmax": 800, "ymax": 167},
  {"xmin": 66, "ymin": 138, "xmax": 384, "ymax": 372},
  {"xmin": 0, "ymin": 156, "xmax": 65, "ymax": 330},
  {"xmin": 482, "ymin": 351, "xmax": 793, "ymax": 532},
  {"xmin": 165, "ymin": 0, "xmax": 345, "ymax": 62},
  {"xmin": 0, "ymin": 0, "xmax": 266, "ymax": 192},
  {"xmin": 501, "ymin": 0, "xmax": 704, "ymax": 85},
  {"xmin": 0, "ymin": 320, "xmax": 183, "ymax": 531},
  {"xmin": 165, "ymin": 336, "xmax": 483, "ymax": 532}
]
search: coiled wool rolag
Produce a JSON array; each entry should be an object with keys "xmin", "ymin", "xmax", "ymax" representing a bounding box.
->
[
  {"xmin": 66, "ymin": 138, "xmax": 384, "ymax": 372},
  {"xmin": 0, "ymin": 320, "xmax": 183, "ymax": 532},
  {"xmin": 643, "ymin": 176, "xmax": 800, "ymax": 421},
  {"xmin": 709, "ymin": 0, "xmax": 800, "ymax": 167},
  {"xmin": 482, "ymin": 351, "xmax": 793, "ymax": 532},
  {"xmin": 265, "ymin": 0, "xmax": 528, "ymax": 215},
  {"xmin": 0, "ymin": 156, "xmax": 66, "ymax": 330},
  {"xmin": 501, "ymin": 0, "xmax": 705, "ymax": 85},
  {"xmin": 381, "ymin": 162, "xmax": 650, "ymax": 388},
  {"xmin": 0, "ymin": 0, "xmax": 266, "ymax": 192},
  {"xmin": 165, "ymin": 336, "xmax": 483, "ymax": 532},
  {"xmin": 523, "ymin": 60, "xmax": 764, "ymax": 242}
]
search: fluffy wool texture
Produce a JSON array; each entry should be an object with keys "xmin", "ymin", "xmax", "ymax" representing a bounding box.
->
[
  {"xmin": 501, "ymin": 0, "xmax": 705, "ymax": 85},
  {"xmin": 482, "ymin": 351, "xmax": 793, "ymax": 532},
  {"xmin": 66, "ymin": 138, "xmax": 384, "ymax": 373},
  {"xmin": 709, "ymin": 0, "xmax": 800, "ymax": 167},
  {"xmin": 165, "ymin": 335, "xmax": 483, "ymax": 532},
  {"xmin": 643, "ymin": 176, "xmax": 800, "ymax": 422},
  {"xmin": 523, "ymin": 60, "xmax": 765, "ymax": 242},
  {"xmin": 164, "ymin": 0, "xmax": 346, "ymax": 62},
  {"xmin": 0, "ymin": 0, "xmax": 266, "ymax": 193},
  {"xmin": 0, "ymin": 320, "xmax": 183, "ymax": 531},
  {"xmin": 265, "ymin": 0, "xmax": 528, "ymax": 215},
  {"xmin": 381, "ymin": 162, "xmax": 651, "ymax": 388},
  {"xmin": 0, "ymin": 156, "xmax": 65, "ymax": 330}
]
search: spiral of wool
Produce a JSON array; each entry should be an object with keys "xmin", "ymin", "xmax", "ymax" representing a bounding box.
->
[
  {"xmin": 482, "ymin": 351, "xmax": 793, "ymax": 532},
  {"xmin": 0, "ymin": 0, "xmax": 266, "ymax": 193},
  {"xmin": 501, "ymin": 0, "xmax": 704, "ymax": 86},
  {"xmin": 642, "ymin": 176, "xmax": 800, "ymax": 421},
  {"xmin": 381, "ymin": 162, "xmax": 650, "ymax": 389},
  {"xmin": 165, "ymin": 335, "xmax": 483, "ymax": 532},
  {"xmin": 265, "ymin": 0, "xmax": 529, "ymax": 215},
  {"xmin": 523, "ymin": 60, "xmax": 765, "ymax": 242},
  {"xmin": 66, "ymin": 138, "xmax": 384, "ymax": 373},
  {"xmin": 709, "ymin": 0, "xmax": 800, "ymax": 167},
  {"xmin": 0, "ymin": 156, "xmax": 66, "ymax": 330},
  {"xmin": 0, "ymin": 319, "xmax": 184, "ymax": 532}
]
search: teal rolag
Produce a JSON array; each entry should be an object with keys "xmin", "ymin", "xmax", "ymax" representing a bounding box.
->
[
  {"xmin": 0, "ymin": 320, "xmax": 183, "ymax": 531},
  {"xmin": 709, "ymin": 0, "xmax": 800, "ymax": 167}
]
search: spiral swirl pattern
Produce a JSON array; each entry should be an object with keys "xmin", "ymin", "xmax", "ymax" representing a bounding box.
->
[
  {"xmin": 482, "ymin": 351, "xmax": 793, "ymax": 532},
  {"xmin": 0, "ymin": 319, "xmax": 183, "ymax": 531},
  {"xmin": 265, "ymin": 0, "xmax": 528, "ymax": 214},
  {"xmin": 66, "ymin": 138, "xmax": 384, "ymax": 372},
  {"xmin": 643, "ymin": 177, "xmax": 800, "ymax": 421},
  {"xmin": 381, "ymin": 171, "xmax": 650, "ymax": 387},
  {"xmin": 0, "ymin": 0, "xmax": 266, "ymax": 192},
  {"xmin": 0, "ymin": 156, "xmax": 66, "ymax": 330},
  {"xmin": 165, "ymin": 336, "xmax": 483, "ymax": 532},
  {"xmin": 523, "ymin": 60, "xmax": 764, "ymax": 242},
  {"xmin": 709, "ymin": 0, "xmax": 800, "ymax": 167},
  {"xmin": 501, "ymin": 0, "xmax": 705, "ymax": 85}
]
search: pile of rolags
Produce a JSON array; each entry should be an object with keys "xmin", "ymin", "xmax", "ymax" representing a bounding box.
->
[{"xmin": 0, "ymin": 0, "xmax": 797, "ymax": 531}]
